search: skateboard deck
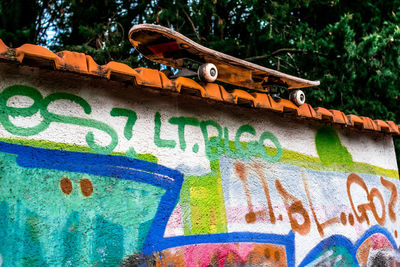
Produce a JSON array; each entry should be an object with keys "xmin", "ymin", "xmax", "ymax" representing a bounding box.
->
[{"xmin": 129, "ymin": 24, "xmax": 320, "ymax": 92}]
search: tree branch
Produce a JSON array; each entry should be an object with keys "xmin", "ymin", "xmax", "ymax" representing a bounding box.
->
[
  {"xmin": 183, "ymin": 10, "xmax": 201, "ymax": 41},
  {"xmin": 245, "ymin": 48, "xmax": 327, "ymax": 61}
]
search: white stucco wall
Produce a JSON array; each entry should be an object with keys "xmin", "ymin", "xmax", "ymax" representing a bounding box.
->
[{"xmin": 0, "ymin": 64, "xmax": 398, "ymax": 266}]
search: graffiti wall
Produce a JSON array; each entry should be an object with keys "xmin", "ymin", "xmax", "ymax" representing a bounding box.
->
[{"xmin": 0, "ymin": 66, "xmax": 399, "ymax": 266}]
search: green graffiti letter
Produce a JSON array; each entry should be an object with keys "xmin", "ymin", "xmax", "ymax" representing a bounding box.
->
[
  {"xmin": 235, "ymin": 124, "xmax": 257, "ymax": 160},
  {"xmin": 110, "ymin": 108, "xmax": 137, "ymax": 140},
  {"xmin": 168, "ymin": 116, "xmax": 199, "ymax": 151},
  {"xmin": 154, "ymin": 112, "xmax": 176, "ymax": 148},
  {"xmin": 42, "ymin": 93, "xmax": 118, "ymax": 154},
  {"xmin": 223, "ymin": 127, "xmax": 239, "ymax": 159},
  {"xmin": 0, "ymin": 85, "xmax": 50, "ymax": 135},
  {"xmin": 200, "ymin": 120, "xmax": 223, "ymax": 161},
  {"xmin": 258, "ymin": 131, "xmax": 282, "ymax": 162}
]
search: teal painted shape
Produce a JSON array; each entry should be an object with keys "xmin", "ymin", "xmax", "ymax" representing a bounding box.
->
[
  {"xmin": 92, "ymin": 215, "xmax": 123, "ymax": 266},
  {"xmin": 22, "ymin": 209, "xmax": 47, "ymax": 266},
  {"xmin": 137, "ymin": 218, "xmax": 154, "ymax": 251},
  {"xmin": 0, "ymin": 204, "xmax": 48, "ymax": 266},
  {"xmin": 0, "ymin": 201, "xmax": 10, "ymax": 265},
  {"xmin": 0, "ymin": 151, "xmax": 166, "ymax": 265},
  {"xmin": 306, "ymin": 245, "xmax": 356, "ymax": 266},
  {"xmin": 62, "ymin": 211, "xmax": 81, "ymax": 266}
]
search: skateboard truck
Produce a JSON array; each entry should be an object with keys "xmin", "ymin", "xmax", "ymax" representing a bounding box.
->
[
  {"xmin": 266, "ymin": 86, "xmax": 282, "ymax": 102},
  {"xmin": 264, "ymin": 81, "xmax": 305, "ymax": 106},
  {"xmin": 164, "ymin": 68, "xmax": 197, "ymax": 79},
  {"xmin": 262, "ymin": 79, "xmax": 282, "ymax": 102},
  {"xmin": 271, "ymin": 93, "xmax": 281, "ymax": 102},
  {"xmin": 162, "ymin": 63, "xmax": 218, "ymax": 83},
  {"xmin": 268, "ymin": 88, "xmax": 306, "ymax": 106}
]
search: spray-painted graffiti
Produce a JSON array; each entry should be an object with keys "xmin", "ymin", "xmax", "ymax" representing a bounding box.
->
[
  {"xmin": 0, "ymin": 141, "xmax": 183, "ymax": 266},
  {"xmin": 0, "ymin": 82, "xmax": 399, "ymax": 266},
  {"xmin": 155, "ymin": 112, "xmax": 283, "ymax": 162},
  {"xmin": 0, "ymin": 85, "xmax": 118, "ymax": 154},
  {"xmin": 1, "ymin": 85, "xmax": 281, "ymax": 162},
  {"xmin": 228, "ymin": 162, "xmax": 398, "ymax": 237}
]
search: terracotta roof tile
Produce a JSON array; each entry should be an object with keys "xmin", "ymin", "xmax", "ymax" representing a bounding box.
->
[
  {"xmin": 253, "ymin": 93, "xmax": 298, "ymax": 113},
  {"xmin": 231, "ymin": 89, "xmax": 255, "ymax": 107},
  {"xmin": 174, "ymin": 77, "xmax": 205, "ymax": 96},
  {"xmin": 219, "ymin": 85, "xmax": 235, "ymax": 103},
  {"xmin": 0, "ymin": 39, "xmax": 398, "ymax": 135},
  {"xmin": 281, "ymin": 99, "xmax": 299, "ymax": 113},
  {"xmin": 297, "ymin": 103, "xmax": 317, "ymax": 118},
  {"xmin": 158, "ymin": 71, "xmax": 175, "ymax": 91},
  {"xmin": 85, "ymin": 55, "xmax": 102, "ymax": 75},
  {"xmin": 329, "ymin": 109, "xmax": 349, "ymax": 125},
  {"xmin": 347, "ymin": 115, "xmax": 364, "ymax": 129},
  {"xmin": 0, "ymin": 39, "xmax": 8, "ymax": 54},
  {"xmin": 15, "ymin": 43, "xmax": 62, "ymax": 68},
  {"xmin": 386, "ymin": 121, "xmax": 400, "ymax": 135},
  {"xmin": 103, "ymin": 61, "xmax": 140, "ymax": 82},
  {"xmin": 265, "ymin": 96, "xmax": 284, "ymax": 112},
  {"xmin": 56, "ymin": 51, "xmax": 88, "ymax": 73},
  {"xmin": 375, "ymin": 120, "xmax": 391, "ymax": 133},
  {"xmin": 359, "ymin": 116, "xmax": 378, "ymax": 131},
  {"xmin": 252, "ymin": 93, "xmax": 272, "ymax": 109},
  {"xmin": 203, "ymin": 83, "xmax": 223, "ymax": 101},
  {"xmin": 315, "ymin": 107, "xmax": 334, "ymax": 121}
]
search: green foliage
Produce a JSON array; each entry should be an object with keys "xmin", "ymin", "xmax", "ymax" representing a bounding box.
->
[
  {"xmin": 0, "ymin": 0, "xmax": 41, "ymax": 46},
  {"xmin": 1, "ymin": 0, "xmax": 400, "ymax": 167}
]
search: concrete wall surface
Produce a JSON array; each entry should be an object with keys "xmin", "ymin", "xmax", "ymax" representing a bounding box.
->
[{"xmin": 0, "ymin": 64, "xmax": 399, "ymax": 266}]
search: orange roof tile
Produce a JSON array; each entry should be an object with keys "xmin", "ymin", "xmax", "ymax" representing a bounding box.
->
[
  {"xmin": 0, "ymin": 39, "xmax": 8, "ymax": 54},
  {"xmin": 386, "ymin": 121, "xmax": 400, "ymax": 135},
  {"xmin": 315, "ymin": 107, "xmax": 334, "ymax": 121},
  {"xmin": 231, "ymin": 89, "xmax": 255, "ymax": 107},
  {"xmin": 375, "ymin": 120, "xmax": 391, "ymax": 133},
  {"xmin": 203, "ymin": 83, "xmax": 223, "ymax": 101},
  {"xmin": 297, "ymin": 103, "xmax": 317, "ymax": 118},
  {"xmin": 329, "ymin": 110, "xmax": 349, "ymax": 125},
  {"xmin": 251, "ymin": 93, "xmax": 273, "ymax": 109},
  {"xmin": 15, "ymin": 43, "xmax": 62, "ymax": 68},
  {"xmin": 56, "ymin": 51, "xmax": 88, "ymax": 73},
  {"xmin": 174, "ymin": 76, "xmax": 205, "ymax": 97},
  {"xmin": 0, "ymin": 40, "xmax": 398, "ymax": 135}
]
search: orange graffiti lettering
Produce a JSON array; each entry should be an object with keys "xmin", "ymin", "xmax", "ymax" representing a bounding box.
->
[
  {"xmin": 347, "ymin": 173, "xmax": 386, "ymax": 226},
  {"xmin": 368, "ymin": 187, "xmax": 386, "ymax": 225},
  {"xmin": 301, "ymin": 169, "xmax": 339, "ymax": 236},
  {"xmin": 380, "ymin": 176, "xmax": 398, "ymax": 222},
  {"xmin": 253, "ymin": 163, "xmax": 276, "ymax": 224},
  {"xmin": 347, "ymin": 173, "xmax": 371, "ymax": 224},
  {"xmin": 275, "ymin": 179, "xmax": 311, "ymax": 235},
  {"xmin": 235, "ymin": 162, "xmax": 255, "ymax": 223}
]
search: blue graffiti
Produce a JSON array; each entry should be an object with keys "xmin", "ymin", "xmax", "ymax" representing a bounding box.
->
[
  {"xmin": 0, "ymin": 141, "xmax": 399, "ymax": 266},
  {"xmin": 299, "ymin": 226, "xmax": 399, "ymax": 267},
  {"xmin": 0, "ymin": 141, "xmax": 183, "ymax": 266}
]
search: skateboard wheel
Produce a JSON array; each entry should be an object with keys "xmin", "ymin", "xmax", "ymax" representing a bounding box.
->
[
  {"xmin": 198, "ymin": 63, "xmax": 218, "ymax": 82},
  {"xmin": 289, "ymin": 89, "xmax": 306, "ymax": 106}
]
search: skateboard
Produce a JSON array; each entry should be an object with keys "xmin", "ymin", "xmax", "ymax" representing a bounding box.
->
[{"xmin": 129, "ymin": 24, "xmax": 320, "ymax": 106}]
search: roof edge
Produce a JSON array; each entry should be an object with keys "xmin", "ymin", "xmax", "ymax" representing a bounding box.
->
[{"xmin": 0, "ymin": 40, "xmax": 398, "ymax": 136}]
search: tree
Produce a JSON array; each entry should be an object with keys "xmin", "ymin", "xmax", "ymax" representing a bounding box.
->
[{"xmin": 0, "ymin": 0, "xmax": 46, "ymax": 47}]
